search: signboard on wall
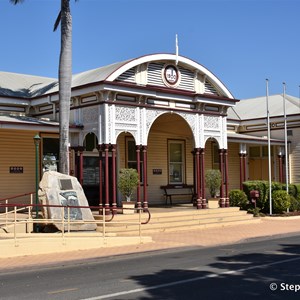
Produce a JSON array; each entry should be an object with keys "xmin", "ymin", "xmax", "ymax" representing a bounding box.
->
[
  {"xmin": 9, "ymin": 166, "xmax": 23, "ymax": 173},
  {"xmin": 152, "ymin": 169, "xmax": 162, "ymax": 175}
]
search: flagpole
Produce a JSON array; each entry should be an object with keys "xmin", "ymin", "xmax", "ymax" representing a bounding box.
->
[
  {"xmin": 266, "ymin": 79, "xmax": 272, "ymax": 215},
  {"xmin": 175, "ymin": 34, "xmax": 178, "ymax": 65},
  {"xmin": 298, "ymin": 85, "xmax": 300, "ymax": 111},
  {"xmin": 283, "ymin": 82, "xmax": 289, "ymax": 194}
]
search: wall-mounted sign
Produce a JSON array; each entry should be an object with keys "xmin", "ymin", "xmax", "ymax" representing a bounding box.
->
[
  {"xmin": 152, "ymin": 169, "xmax": 162, "ymax": 175},
  {"xmin": 10, "ymin": 166, "xmax": 23, "ymax": 173}
]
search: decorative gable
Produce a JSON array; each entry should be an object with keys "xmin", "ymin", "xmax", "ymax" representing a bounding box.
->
[
  {"xmin": 116, "ymin": 67, "xmax": 136, "ymax": 83},
  {"xmin": 110, "ymin": 54, "xmax": 232, "ymax": 99},
  {"xmin": 115, "ymin": 60, "xmax": 220, "ymax": 97}
]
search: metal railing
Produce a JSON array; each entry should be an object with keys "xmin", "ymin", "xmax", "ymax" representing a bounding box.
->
[{"xmin": 0, "ymin": 194, "xmax": 151, "ymax": 246}]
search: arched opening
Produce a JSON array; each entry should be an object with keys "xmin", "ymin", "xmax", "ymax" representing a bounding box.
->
[
  {"xmin": 116, "ymin": 132, "xmax": 140, "ymax": 205},
  {"xmin": 204, "ymin": 138, "xmax": 220, "ymax": 172},
  {"xmin": 204, "ymin": 137, "xmax": 228, "ymax": 206},
  {"xmin": 83, "ymin": 132, "xmax": 98, "ymax": 151},
  {"xmin": 147, "ymin": 113, "xmax": 195, "ymax": 205}
]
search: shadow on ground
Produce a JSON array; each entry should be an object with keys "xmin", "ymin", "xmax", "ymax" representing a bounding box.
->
[{"xmin": 128, "ymin": 243, "xmax": 300, "ymax": 300}]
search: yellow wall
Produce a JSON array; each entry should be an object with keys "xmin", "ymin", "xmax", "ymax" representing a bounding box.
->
[
  {"xmin": 227, "ymin": 142, "xmax": 241, "ymax": 190},
  {"xmin": 289, "ymin": 128, "xmax": 300, "ymax": 183},
  {"xmin": 0, "ymin": 129, "xmax": 37, "ymax": 204}
]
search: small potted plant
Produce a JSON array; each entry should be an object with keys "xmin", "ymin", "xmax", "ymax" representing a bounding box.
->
[
  {"xmin": 118, "ymin": 168, "xmax": 139, "ymax": 214},
  {"xmin": 205, "ymin": 169, "xmax": 222, "ymax": 208}
]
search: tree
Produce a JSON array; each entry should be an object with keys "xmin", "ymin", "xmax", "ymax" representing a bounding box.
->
[{"xmin": 10, "ymin": 0, "xmax": 78, "ymax": 175}]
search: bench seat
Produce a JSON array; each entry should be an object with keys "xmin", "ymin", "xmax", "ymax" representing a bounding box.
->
[{"xmin": 160, "ymin": 184, "xmax": 194, "ymax": 205}]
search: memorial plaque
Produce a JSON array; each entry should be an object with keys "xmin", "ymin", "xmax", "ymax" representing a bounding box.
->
[
  {"xmin": 60, "ymin": 179, "xmax": 73, "ymax": 190},
  {"xmin": 59, "ymin": 191, "xmax": 82, "ymax": 220},
  {"xmin": 38, "ymin": 171, "xmax": 96, "ymax": 231}
]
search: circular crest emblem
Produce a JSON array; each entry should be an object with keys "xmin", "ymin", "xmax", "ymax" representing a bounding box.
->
[{"xmin": 162, "ymin": 64, "xmax": 180, "ymax": 87}]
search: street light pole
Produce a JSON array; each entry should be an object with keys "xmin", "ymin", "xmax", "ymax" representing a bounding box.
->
[
  {"xmin": 33, "ymin": 134, "xmax": 41, "ymax": 233},
  {"xmin": 266, "ymin": 79, "xmax": 272, "ymax": 215}
]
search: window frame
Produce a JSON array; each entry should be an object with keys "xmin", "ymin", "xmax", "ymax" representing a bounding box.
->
[{"xmin": 168, "ymin": 139, "xmax": 186, "ymax": 185}]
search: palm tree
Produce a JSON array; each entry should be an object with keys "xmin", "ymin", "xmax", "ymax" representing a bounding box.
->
[{"xmin": 10, "ymin": 0, "xmax": 77, "ymax": 175}]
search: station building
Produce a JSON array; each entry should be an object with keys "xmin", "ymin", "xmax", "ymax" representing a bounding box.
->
[{"xmin": 0, "ymin": 53, "xmax": 297, "ymax": 208}]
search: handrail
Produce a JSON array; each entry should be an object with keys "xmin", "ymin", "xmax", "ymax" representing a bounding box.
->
[
  {"xmin": 0, "ymin": 203, "xmax": 109, "ymax": 209},
  {"xmin": 0, "ymin": 202, "xmax": 151, "ymax": 243},
  {"xmin": 0, "ymin": 203, "xmax": 152, "ymax": 225},
  {"xmin": 1, "ymin": 203, "xmax": 113, "ymax": 223},
  {"xmin": 141, "ymin": 208, "xmax": 151, "ymax": 224},
  {"xmin": 0, "ymin": 192, "xmax": 35, "ymax": 202},
  {"xmin": 103, "ymin": 208, "xmax": 115, "ymax": 222}
]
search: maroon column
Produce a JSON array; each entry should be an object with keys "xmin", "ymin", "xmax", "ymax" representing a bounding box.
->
[
  {"xmin": 243, "ymin": 154, "xmax": 247, "ymax": 186},
  {"xmin": 278, "ymin": 155, "xmax": 283, "ymax": 183},
  {"xmin": 136, "ymin": 145, "xmax": 142, "ymax": 209},
  {"xmin": 224, "ymin": 149, "xmax": 229, "ymax": 207},
  {"xmin": 195, "ymin": 148, "xmax": 202, "ymax": 209},
  {"xmin": 104, "ymin": 144, "xmax": 110, "ymax": 214},
  {"xmin": 111, "ymin": 144, "xmax": 117, "ymax": 212},
  {"xmin": 239, "ymin": 153, "xmax": 243, "ymax": 190},
  {"xmin": 97, "ymin": 145, "xmax": 103, "ymax": 213},
  {"xmin": 219, "ymin": 149, "xmax": 224, "ymax": 198},
  {"xmin": 200, "ymin": 148, "xmax": 206, "ymax": 208},
  {"xmin": 142, "ymin": 146, "xmax": 148, "ymax": 209},
  {"xmin": 79, "ymin": 149, "xmax": 84, "ymax": 186},
  {"xmin": 71, "ymin": 146, "xmax": 85, "ymax": 184}
]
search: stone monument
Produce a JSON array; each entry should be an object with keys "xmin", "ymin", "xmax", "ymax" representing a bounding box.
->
[{"xmin": 38, "ymin": 171, "xmax": 97, "ymax": 231}]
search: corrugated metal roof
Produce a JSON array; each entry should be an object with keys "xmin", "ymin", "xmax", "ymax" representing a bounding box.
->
[
  {"xmin": 228, "ymin": 94, "xmax": 300, "ymax": 120},
  {"xmin": 0, "ymin": 72, "xmax": 57, "ymax": 98},
  {"xmin": 72, "ymin": 60, "xmax": 131, "ymax": 87},
  {"xmin": 0, "ymin": 59, "xmax": 132, "ymax": 98},
  {"xmin": 0, "ymin": 115, "xmax": 59, "ymax": 126},
  {"xmin": 227, "ymin": 131, "xmax": 284, "ymax": 145}
]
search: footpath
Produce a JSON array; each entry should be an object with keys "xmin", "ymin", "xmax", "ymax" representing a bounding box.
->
[{"xmin": 0, "ymin": 217, "xmax": 300, "ymax": 271}]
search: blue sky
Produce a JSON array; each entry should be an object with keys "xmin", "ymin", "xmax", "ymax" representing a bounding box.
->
[{"xmin": 1, "ymin": 0, "xmax": 300, "ymax": 99}]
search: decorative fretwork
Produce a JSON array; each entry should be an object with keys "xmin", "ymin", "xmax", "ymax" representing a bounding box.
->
[
  {"xmin": 82, "ymin": 106, "xmax": 98, "ymax": 124},
  {"xmin": 146, "ymin": 109, "xmax": 162, "ymax": 136},
  {"xmin": 115, "ymin": 106, "xmax": 136, "ymax": 122},
  {"xmin": 179, "ymin": 112, "xmax": 196, "ymax": 133},
  {"xmin": 204, "ymin": 116, "xmax": 219, "ymax": 129}
]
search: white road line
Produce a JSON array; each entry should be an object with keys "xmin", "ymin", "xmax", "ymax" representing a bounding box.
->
[
  {"xmin": 80, "ymin": 255, "xmax": 300, "ymax": 300},
  {"xmin": 48, "ymin": 287, "xmax": 78, "ymax": 295}
]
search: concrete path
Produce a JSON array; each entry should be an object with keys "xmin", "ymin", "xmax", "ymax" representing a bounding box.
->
[{"xmin": 0, "ymin": 217, "xmax": 300, "ymax": 271}]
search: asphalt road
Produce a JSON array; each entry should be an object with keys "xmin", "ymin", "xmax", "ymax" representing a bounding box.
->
[{"xmin": 1, "ymin": 234, "xmax": 300, "ymax": 300}]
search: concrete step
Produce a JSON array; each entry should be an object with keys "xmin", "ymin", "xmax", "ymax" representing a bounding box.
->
[
  {"xmin": 116, "ymin": 219, "xmax": 260, "ymax": 236},
  {"xmin": 96, "ymin": 210, "xmax": 251, "ymax": 227},
  {"xmin": 94, "ymin": 207, "xmax": 244, "ymax": 222},
  {"xmin": 97, "ymin": 218, "xmax": 261, "ymax": 236},
  {"xmin": 95, "ymin": 207, "xmax": 260, "ymax": 235}
]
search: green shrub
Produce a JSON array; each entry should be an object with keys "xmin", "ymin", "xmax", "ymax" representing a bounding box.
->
[
  {"xmin": 289, "ymin": 196, "xmax": 300, "ymax": 212},
  {"xmin": 271, "ymin": 181, "xmax": 283, "ymax": 192},
  {"xmin": 247, "ymin": 207, "xmax": 261, "ymax": 217},
  {"xmin": 243, "ymin": 180, "xmax": 300, "ymax": 214},
  {"xmin": 117, "ymin": 168, "xmax": 139, "ymax": 201},
  {"xmin": 282, "ymin": 184, "xmax": 297, "ymax": 198},
  {"xmin": 229, "ymin": 189, "xmax": 249, "ymax": 210},
  {"xmin": 243, "ymin": 181, "xmax": 267, "ymax": 211},
  {"xmin": 272, "ymin": 190, "xmax": 291, "ymax": 214},
  {"xmin": 205, "ymin": 169, "xmax": 221, "ymax": 198},
  {"xmin": 294, "ymin": 184, "xmax": 300, "ymax": 201}
]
